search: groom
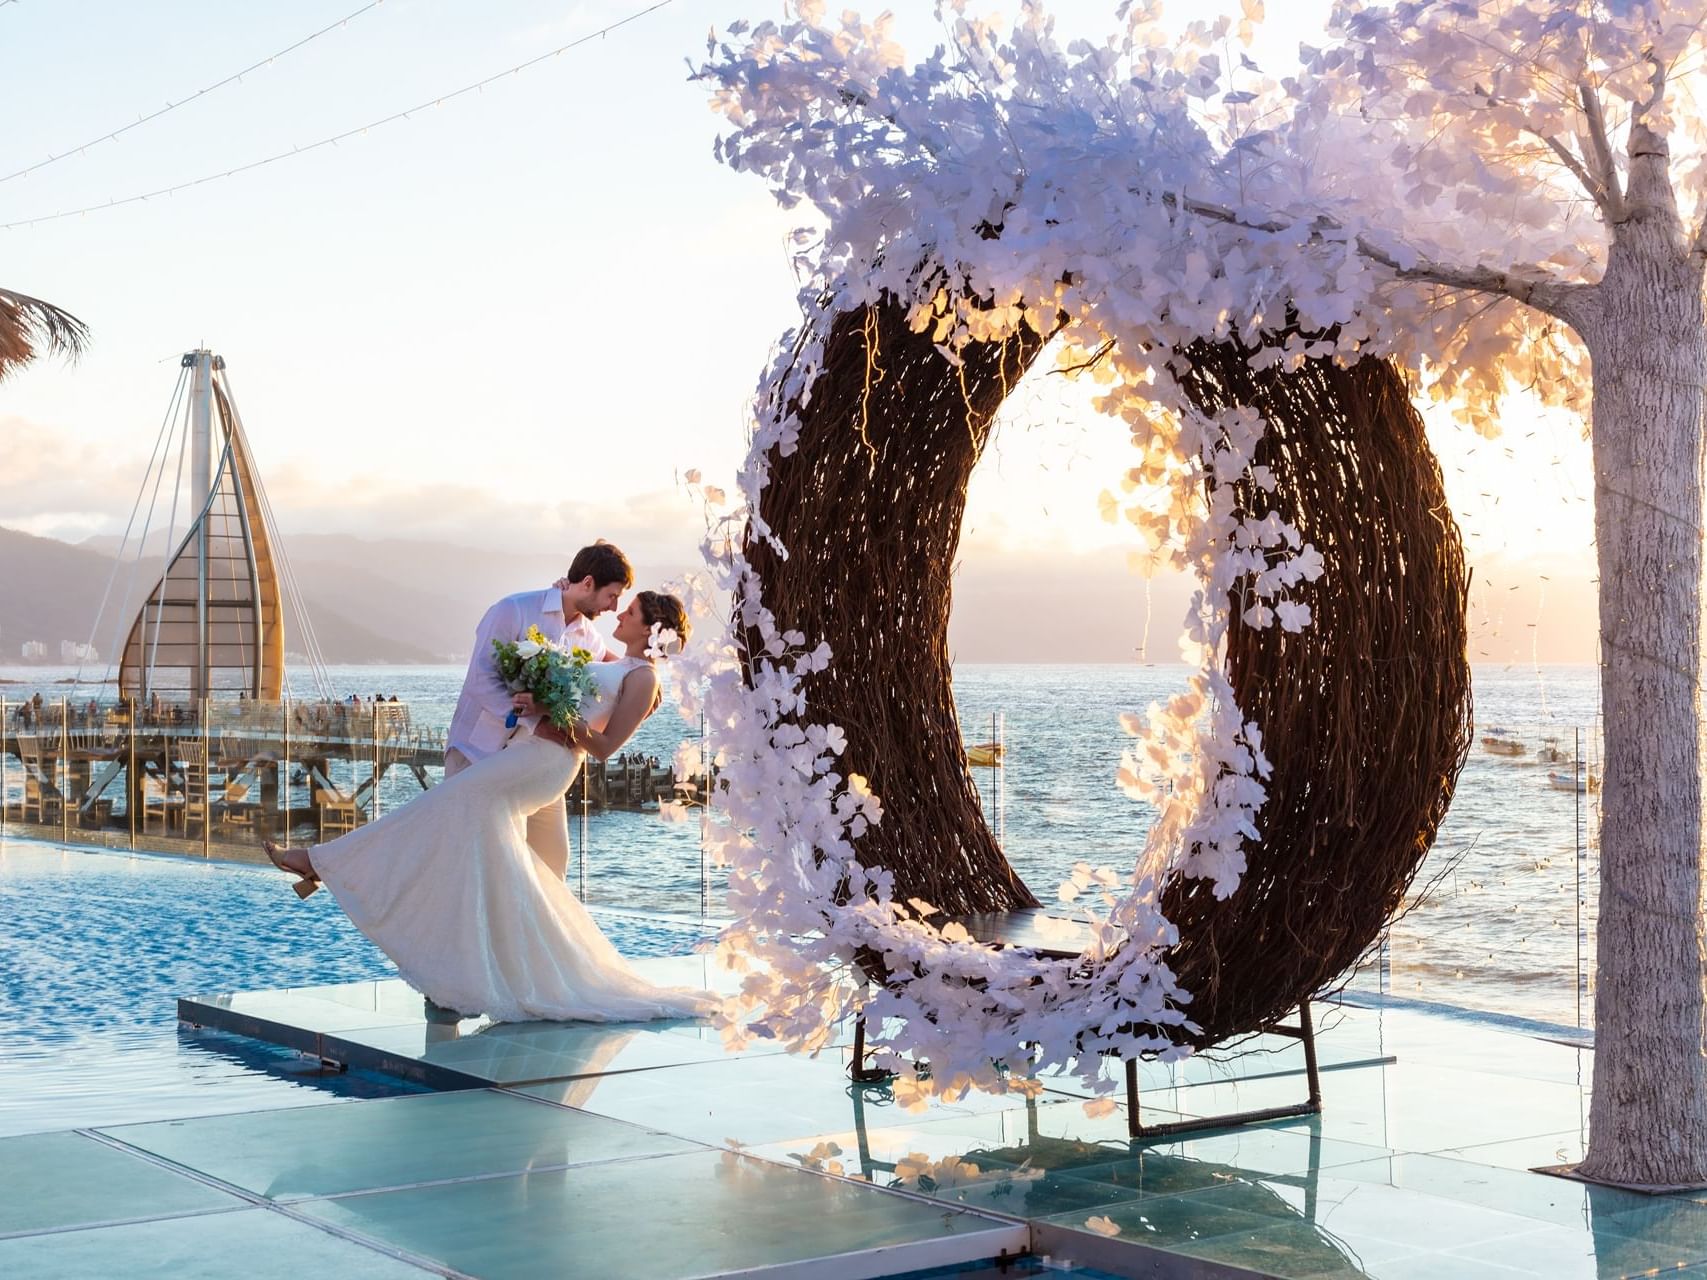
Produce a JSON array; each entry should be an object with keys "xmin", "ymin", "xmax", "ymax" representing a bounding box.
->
[{"xmin": 445, "ymin": 540, "xmax": 633, "ymax": 881}]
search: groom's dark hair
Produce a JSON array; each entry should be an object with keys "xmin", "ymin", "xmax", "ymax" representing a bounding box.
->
[{"xmin": 567, "ymin": 541, "xmax": 633, "ymax": 589}]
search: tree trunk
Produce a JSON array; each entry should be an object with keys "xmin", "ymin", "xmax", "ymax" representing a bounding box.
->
[{"xmin": 1577, "ymin": 163, "xmax": 1707, "ymax": 1184}]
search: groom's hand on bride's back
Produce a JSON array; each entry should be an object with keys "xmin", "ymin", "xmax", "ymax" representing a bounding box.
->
[{"xmin": 533, "ymin": 720, "xmax": 572, "ymax": 747}]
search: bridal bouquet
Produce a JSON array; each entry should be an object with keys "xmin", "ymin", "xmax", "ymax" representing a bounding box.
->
[{"xmin": 492, "ymin": 626, "xmax": 597, "ymax": 732}]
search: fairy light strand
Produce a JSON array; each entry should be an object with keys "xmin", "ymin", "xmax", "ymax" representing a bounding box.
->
[
  {"xmin": 1, "ymin": 0, "xmax": 676, "ymax": 230},
  {"xmin": 1, "ymin": 1, "xmax": 388, "ymax": 186}
]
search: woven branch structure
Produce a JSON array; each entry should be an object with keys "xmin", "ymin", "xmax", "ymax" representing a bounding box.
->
[
  {"xmin": 1162, "ymin": 339, "xmax": 1473, "ymax": 1045},
  {"xmin": 747, "ymin": 296, "xmax": 1048, "ymax": 918},
  {"xmin": 746, "ymin": 292, "xmax": 1471, "ymax": 1051}
]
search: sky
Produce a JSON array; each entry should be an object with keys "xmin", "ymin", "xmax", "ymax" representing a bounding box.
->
[{"xmin": 0, "ymin": 0, "xmax": 1600, "ymax": 663}]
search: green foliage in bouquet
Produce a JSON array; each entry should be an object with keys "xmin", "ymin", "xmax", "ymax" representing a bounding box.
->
[{"xmin": 492, "ymin": 625, "xmax": 597, "ymax": 731}]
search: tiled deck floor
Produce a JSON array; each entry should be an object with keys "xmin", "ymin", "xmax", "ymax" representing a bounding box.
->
[{"xmin": 8, "ymin": 953, "xmax": 1706, "ymax": 1278}]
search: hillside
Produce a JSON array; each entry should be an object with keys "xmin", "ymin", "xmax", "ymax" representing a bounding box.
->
[{"xmin": 1, "ymin": 526, "xmax": 438, "ymax": 664}]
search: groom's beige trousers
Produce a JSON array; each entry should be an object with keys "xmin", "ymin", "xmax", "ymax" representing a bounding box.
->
[{"xmin": 444, "ymin": 747, "xmax": 573, "ymax": 884}]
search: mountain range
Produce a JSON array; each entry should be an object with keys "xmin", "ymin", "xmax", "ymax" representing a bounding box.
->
[{"xmin": 0, "ymin": 524, "xmax": 1192, "ymax": 666}]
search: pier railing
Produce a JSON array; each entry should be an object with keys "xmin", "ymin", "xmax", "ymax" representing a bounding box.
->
[{"xmin": 0, "ymin": 692, "xmax": 710, "ymax": 867}]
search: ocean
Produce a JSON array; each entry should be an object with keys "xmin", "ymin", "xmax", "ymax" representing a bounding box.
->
[{"xmin": 0, "ymin": 660, "xmax": 1605, "ymax": 1029}]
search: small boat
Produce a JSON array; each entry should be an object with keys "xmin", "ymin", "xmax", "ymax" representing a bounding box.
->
[
  {"xmin": 1547, "ymin": 767, "xmax": 1600, "ymax": 794},
  {"xmin": 1481, "ymin": 729, "xmax": 1527, "ymax": 757},
  {"xmin": 965, "ymin": 742, "xmax": 1005, "ymax": 768},
  {"xmin": 1534, "ymin": 738, "xmax": 1569, "ymax": 765}
]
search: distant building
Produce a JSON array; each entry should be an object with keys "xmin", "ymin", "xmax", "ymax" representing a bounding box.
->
[
  {"xmin": 59, "ymin": 640, "xmax": 98, "ymax": 663},
  {"xmin": 21, "ymin": 640, "xmax": 46, "ymax": 660}
]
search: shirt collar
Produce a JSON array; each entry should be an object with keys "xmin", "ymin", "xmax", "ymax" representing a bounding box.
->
[{"xmin": 540, "ymin": 588, "xmax": 566, "ymax": 618}]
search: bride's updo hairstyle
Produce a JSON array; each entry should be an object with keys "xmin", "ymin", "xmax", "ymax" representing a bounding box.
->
[{"xmin": 638, "ymin": 591, "xmax": 691, "ymax": 656}]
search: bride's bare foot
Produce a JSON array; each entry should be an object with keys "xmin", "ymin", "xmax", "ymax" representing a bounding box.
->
[{"xmin": 262, "ymin": 839, "xmax": 321, "ymax": 899}]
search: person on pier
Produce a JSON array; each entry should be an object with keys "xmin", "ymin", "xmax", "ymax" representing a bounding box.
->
[{"xmin": 444, "ymin": 541, "xmax": 631, "ymax": 881}]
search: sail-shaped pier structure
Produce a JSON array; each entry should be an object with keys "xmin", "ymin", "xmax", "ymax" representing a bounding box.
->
[{"xmin": 118, "ymin": 351, "xmax": 288, "ymax": 706}]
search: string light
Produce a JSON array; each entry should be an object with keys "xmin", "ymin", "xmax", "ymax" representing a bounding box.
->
[
  {"xmin": 1, "ymin": 1, "xmax": 386, "ymax": 186},
  {"xmin": 1, "ymin": 0, "xmax": 677, "ymax": 230}
]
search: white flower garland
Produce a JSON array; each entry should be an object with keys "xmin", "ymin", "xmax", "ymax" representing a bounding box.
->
[{"xmin": 670, "ymin": 6, "xmax": 1383, "ymax": 1101}]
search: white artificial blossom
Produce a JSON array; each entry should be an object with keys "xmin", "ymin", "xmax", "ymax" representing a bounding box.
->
[{"xmin": 673, "ymin": 0, "xmax": 1675, "ymax": 1103}]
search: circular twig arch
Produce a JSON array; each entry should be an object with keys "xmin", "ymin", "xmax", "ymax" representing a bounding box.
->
[{"xmin": 741, "ymin": 295, "xmax": 1470, "ymax": 1051}]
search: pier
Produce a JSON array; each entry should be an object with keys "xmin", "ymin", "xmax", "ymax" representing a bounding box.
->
[{"xmin": 0, "ymin": 694, "xmax": 699, "ymax": 859}]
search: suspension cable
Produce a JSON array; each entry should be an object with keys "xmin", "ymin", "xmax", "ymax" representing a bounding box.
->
[
  {"xmin": 144, "ymin": 383, "xmax": 195, "ymax": 695},
  {"xmin": 79, "ymin": 361, "xmax": 188, "ymax": 691}
]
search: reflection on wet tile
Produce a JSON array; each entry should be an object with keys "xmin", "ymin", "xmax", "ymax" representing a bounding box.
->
[
  {"xmin": 181, "ymin": 990, "xmax": 423, "ymax": 1037},
  {"xmin": 1137, "ymin": 1125, "xmax": 1393, "ymax": 1179},
  {"xmin": 1056, "ymin": 1150, "xmax": 1270, "ymax": 1202},
  {"xmin": 1169, "ymin": 1218, "xmax": 1418, "ymax": 1278},
  {"xmin": 0, "ymin": 1131, "xmax": 240, "ymax": 1237},
  {"xmin": 1327, "ymin": 1152, "xmax": 1656, "ymax": 1229},
  {"xmin": 302, "ymin": 1149, "xmax": 1026, "ymax": 1280},
  {"xmin": 1039, "ymin": 1190, "xmax": 1280, "ymax": 1250},
  {"xmin": 519, "ymin": 1051, "xmax": 978, "ymax": 1146},
  {"xmin": 749, "ymin": 1104, "xmax": 1049, "ymax": 1181},
  {"xmin": 284, "ymin": 979, "xmax": 471, "ymax": 1024},
  {"xmin": 1037, "ymin": 1022, "xmax": 1391, "ymax": 1105},
  {"xmin": 1596, "ymin": 1196, "xmax": 1707, "ymax": 1258},
  {"xmin": 1174, "ymin": 1173, "xmax": 1542, "ymax": 1252},
  {"xmin": 0, "ymin": 1206, "xmax": 428, "ymax": 1278},
  {"xmin": 101, "ymin": 1089, "xmax": 698, "ymax": 1200},
  {"xmin": 336, "ymin": 1018, "xmax": 722, "ymax": 1085},
  {"xmin": 1445, "ymin": 1221, "xmax": 1705, "ymax": 1278},
  {"xmin": 932, "ymin": 1167, "xmax": 1144, "ymax": 1220}
]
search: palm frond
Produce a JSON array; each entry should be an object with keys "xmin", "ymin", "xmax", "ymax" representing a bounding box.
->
[{"xmin": 0, "ymin": 287, "xmax": 89, "ymax": 382}]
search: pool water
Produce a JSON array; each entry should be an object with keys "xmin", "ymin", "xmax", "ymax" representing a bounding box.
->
[{"xmin": 0, "ymin": 838, "xmax": 720, "ymax": 1137}]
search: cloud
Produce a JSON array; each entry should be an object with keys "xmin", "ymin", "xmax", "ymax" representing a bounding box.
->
[
  {"xmin": 0, "ymin": 413, "xmax": 711, "ymax": 562},
  {"xmin": 0, "ymin": 415, "xmax": 153, "ymax": 539},
  {"xmin": 260, "ymin": 457, "xmax": 710, "ymax": 564}
]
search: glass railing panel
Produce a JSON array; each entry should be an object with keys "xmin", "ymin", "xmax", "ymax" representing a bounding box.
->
[
  {"xmin": 570, "ymin": 689, "xmax": 714, "ymax": 918},
  {"xmin": 62, "ymin": 699, "xmax": 130, "ymax": 848},
  {"xmin": 0, "ymin": 681, "xmax": 1608, "ymax": 1028},
  {"xmin": 1377, "ymin": 719, "xmax": 1597, "ymax": 1029}
]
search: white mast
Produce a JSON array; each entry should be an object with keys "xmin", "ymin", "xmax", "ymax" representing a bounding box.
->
[{"xmin": 185, "ymin": 349, "xmax": 217, "ymax": 703}]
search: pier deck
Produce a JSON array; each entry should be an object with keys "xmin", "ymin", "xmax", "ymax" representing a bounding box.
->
[{"xmin": 1, "ymin": 702, "xmax": 694, "ymax": 858}]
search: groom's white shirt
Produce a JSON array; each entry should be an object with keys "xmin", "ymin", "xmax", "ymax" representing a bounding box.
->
[{"xmin": 447, "ymin": 588, "xmax": 613, "ymax": 763}]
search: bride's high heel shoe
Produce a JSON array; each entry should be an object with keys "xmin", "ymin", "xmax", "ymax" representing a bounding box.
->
[{"xmin": 263, "ymin": 839, "xmax": 321, "ymax": 899}]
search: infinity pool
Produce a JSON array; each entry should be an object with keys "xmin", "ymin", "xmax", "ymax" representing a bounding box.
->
[{"xmin": 0, "ymin": 838, "xmax": 720, "ymax": 1137}]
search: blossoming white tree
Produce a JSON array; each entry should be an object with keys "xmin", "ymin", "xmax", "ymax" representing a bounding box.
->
[
  {"xmin": 1215, "ymin": 0, "xmax": 1707, "ymax": 1191},
  {"xmin": 694, "ymin": 0, "xmax": 1707, "ymax": 1188}
]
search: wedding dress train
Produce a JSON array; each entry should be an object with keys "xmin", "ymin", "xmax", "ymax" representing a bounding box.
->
[{"xmin": 309, "ymin": 657, "xmax": 718, "ymax": 1022}]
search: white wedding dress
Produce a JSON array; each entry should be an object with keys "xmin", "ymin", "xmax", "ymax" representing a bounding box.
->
[{"xmin": 310, "ymin": 656, "xmax": 718, "ymax": 1023}]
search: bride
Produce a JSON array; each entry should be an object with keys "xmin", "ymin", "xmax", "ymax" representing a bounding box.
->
[{"xmin": 264, "ymin": 591, "xmax": 717, "ymax": 1024}]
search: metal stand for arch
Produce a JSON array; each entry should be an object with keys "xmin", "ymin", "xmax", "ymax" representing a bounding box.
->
[
  {"xmin": 845, "ymin": 909, "xmax": 1331, "ymax": 1139},
  {"xmin": 850, "ymin": 1002, "xmax": 1323, "ymax": 1139}
]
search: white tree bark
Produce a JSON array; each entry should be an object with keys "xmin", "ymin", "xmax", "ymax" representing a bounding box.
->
[{"xmin": 1573, "ymin": 124, "xmax": 1707, "ymax": 1188}]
